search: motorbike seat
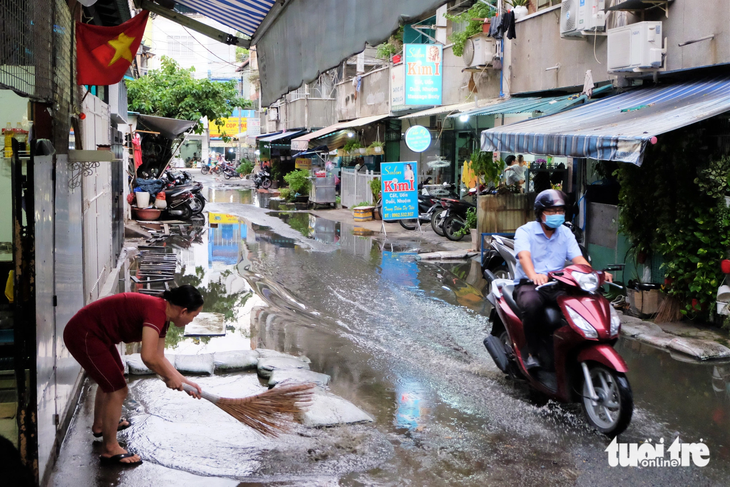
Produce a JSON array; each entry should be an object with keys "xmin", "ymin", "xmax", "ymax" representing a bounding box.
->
[
  {"xmin": 501, "ymin": 284, "xmax": 522, "ymax": 316},
  {"xmin": 164, "ymin": 187, "xmax": 189, "ymax": 198}
]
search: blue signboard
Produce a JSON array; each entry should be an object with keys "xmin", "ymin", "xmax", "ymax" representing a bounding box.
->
[
  {"xmin": 405, "ymin": 125, "xmax": 432, "ymax": 153},
  {"xmin": 404, "ymin": 43, "xmax": 443, "ymax": 106},
  {"xmin": 381, "ymin": 162, "xmax": 418, "ymax": 220}
]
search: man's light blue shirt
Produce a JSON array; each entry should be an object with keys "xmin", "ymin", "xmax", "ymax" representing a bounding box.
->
[{"xmin": 513, "ymin": 221, "xmax": 582, "ymax": 284}]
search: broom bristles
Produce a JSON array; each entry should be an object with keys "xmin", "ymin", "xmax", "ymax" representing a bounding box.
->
[
  {"xmin": 215, "ymin": 382, "xmax": 316, "ymax": 437},
  {"xmin": 655, "ymin": 294, "xmax": 683, "ymax": 323}
]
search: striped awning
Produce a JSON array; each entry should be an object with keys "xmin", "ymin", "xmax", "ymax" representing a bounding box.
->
[
  {"xmin": 454, "ymin": 85, "xmax": 614, "ymax": 119},
  {"xmin": 173, "ymin": 0, "xmax": 275, "ymax": 37},
  {"xmin": 480, "ymin": 76, "xmax": 730, "ymax": 165},
  {"xmin": 291, "ymin": 114, "xmax": 389, "ymax": 151}
]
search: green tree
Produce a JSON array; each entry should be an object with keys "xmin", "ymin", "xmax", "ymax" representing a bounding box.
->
[
  {"xmin": 236, "ymin": 47, "xmax": 250, "ymax": 63},
  {"xmin": 126, "ymin": 57, "xmax": 252, "ymax": 141}
]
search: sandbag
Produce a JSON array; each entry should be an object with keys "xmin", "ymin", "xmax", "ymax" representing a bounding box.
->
[
  {"xmin": 125, "ymin": 353, "xmax": 155, "ymax": 375},
  {"xmin": 175, "ymin": 353, "xmax": 215, "ymax": 375},
  {"xmin": 213, "ymin": 350, "xmax": 260, "ymax": 371}
]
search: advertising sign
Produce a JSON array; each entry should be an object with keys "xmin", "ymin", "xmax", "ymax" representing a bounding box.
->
[
  {"xmin": 295, "ymin": 158, "xmax": 312, "ymax": 170},
  {"xmin": 404, "ymin": 43, "xmax": 443, "ymax": 106},
  {"xmin": 381, "ymin": 162, "xmax": 418, "ymax": 220},
  {"xmin": 247, "ymin": 118, "xmax": 261, "ymax": 137},
  {"xmin": 209, "ymin": 117, "xmax": 247, "ymax": 138},
  {"xmin": 404, "ymin": 125, "xmax": 432, "ymax": 153},
  {"xmin": 391, "ymin": 63, "xmax": 405, "ymax": 110}
]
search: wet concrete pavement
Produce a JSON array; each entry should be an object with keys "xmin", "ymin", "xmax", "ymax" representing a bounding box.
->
[{"xmin": 50, "ymin": 182, "xmax": 730, "ymax": 486}]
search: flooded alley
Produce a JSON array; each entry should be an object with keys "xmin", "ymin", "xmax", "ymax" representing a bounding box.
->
[{"xmin": 51, "ymin": 191, "xmax": 730, "ymax": 486}]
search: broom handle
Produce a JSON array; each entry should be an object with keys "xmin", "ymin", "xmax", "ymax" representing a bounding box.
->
[{"xmin": 182, "ymin": 383, "xmax": 220, "ymax": 404}]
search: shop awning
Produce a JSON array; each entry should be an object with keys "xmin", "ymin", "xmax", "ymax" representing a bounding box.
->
[
  {"xmin": 451, "ymin": 86, "xmax": 614, "ymax": 119},
  {"xmin": 137, "ymin": 114, "xmax": 197, "ymax": 139},
  {"xmin": 171, "ymin": 0, "xmax": 275, "ymax": 37},
  {"xmin": 399, "ymin": 101, "xmax": 495, "ymax": 119},
  {"xmin": 252, "ymin": 0, "xmax": 446, "ymax": 105},
  {"xmin": 259, "ymin": 129, "xmax": 307, "ymax": 143},
  {"xmin": 291, "ymin": 114, "xmax": 389, "ymax": 151},
  {"xmin": 480, "ymin": 76, "xmax": 730, "ymax": 165},
  {"xmin": 255, "ymin": 131, "xmax": 282, "ymax": 140}
]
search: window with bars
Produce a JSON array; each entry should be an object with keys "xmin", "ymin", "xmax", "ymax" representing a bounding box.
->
[{"xmin": 168, "ymin": 35, "xmax": 194, "ymax": 58}]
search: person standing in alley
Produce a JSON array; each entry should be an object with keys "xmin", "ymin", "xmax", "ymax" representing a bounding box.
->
[{"xmin": 63, "ymin": 286, "xmax": 204, "ymax": 466}]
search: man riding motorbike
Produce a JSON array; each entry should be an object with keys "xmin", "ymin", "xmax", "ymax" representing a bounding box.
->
[{"xmin": 514, "ymin": 189, "xmax": 612, "ymax": 370}]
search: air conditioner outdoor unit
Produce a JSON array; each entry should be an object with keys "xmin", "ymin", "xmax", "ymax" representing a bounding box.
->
[
  {"xmin": 560, "ymin": 0, "xmax": 606, "ymax": 38},
  {"xmin": 463, "ymin": 34, "xmax": 496, "ymax": 68},
  {"xmin": 607, "ymin": 21, "xmax": 665, "ymax": 72}
]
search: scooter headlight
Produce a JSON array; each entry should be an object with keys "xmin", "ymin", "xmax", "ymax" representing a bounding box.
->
[
  {"xmin": 571, "ymin": 271, "xmax": 600, "ymax": 293},
  {"xmin": 609, "ymin": 305, "xmax": 621, "ymax": 337},
  {"xmin": 565, "ymin": 306, "xmax": 598, "ymax": 339}
]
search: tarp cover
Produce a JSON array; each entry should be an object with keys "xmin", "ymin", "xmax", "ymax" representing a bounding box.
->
[
  {"xmin": 253, "ymin": 0, "xmax": 447, "ymax": 105},
  {"xmin": 480, "ymin": 76, "xmax": 730, "ymax": 165},
  {"xmin": 137, "ymin": 114, "xmax": 197, "ymax": 139}
]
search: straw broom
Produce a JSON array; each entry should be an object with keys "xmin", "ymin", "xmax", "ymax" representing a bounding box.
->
[{"xmin": 182, "ymin": 382, "xmax": 316, "ymax": 437}]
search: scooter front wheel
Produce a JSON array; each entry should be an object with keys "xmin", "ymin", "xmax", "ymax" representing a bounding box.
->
[
  {"xmin": 201, "ymin": 166, "xmax": 209, "ymax": 175},
  {"xmin": 261, "ymin": 179, "xmax": 272, "ymax": 189},
  {"xmin": 431, "ymin": 208, "xmax": 446, "ymax": 236},
  {"xmin": 400, "ymin": 219, "xmax": 417, "ymax": 230},
  {"xmin": 582, "ymin": 364, "xmax": 633, "ymax": 438}
]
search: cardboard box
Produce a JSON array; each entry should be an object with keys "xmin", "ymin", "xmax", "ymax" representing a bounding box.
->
[{"xmin": 628, "ymin": 288, "xmax": 663, "ymax": 317}]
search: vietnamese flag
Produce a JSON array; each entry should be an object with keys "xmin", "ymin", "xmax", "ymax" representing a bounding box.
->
[{"xmin": 76, "ymin": 11, "xmax": 149, "ymax": 86}]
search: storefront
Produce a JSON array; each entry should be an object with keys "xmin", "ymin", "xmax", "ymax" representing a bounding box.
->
[{"xmin": 479, "ymin": 76, "xmax": 730, "ymax": 277}]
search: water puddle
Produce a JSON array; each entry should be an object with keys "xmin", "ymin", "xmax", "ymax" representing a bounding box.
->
[
  {"xmin": 124, "ymin": 211, "xmax": 730, "ymax": 484},
  {"xmin": 208, "ymin": 187, "xmax": 307, "ymax": 211}
]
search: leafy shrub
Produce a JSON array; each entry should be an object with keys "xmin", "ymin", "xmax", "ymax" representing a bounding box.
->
[
  {"xmin": 278, "ymin": 188, "xmax": 292, "ymax": 201},
  {"xmin": 236, "ymin": 160, "xmax": 254, "ymax": 175},
  {"xmin": 283, "ymin": 169, "xmax": 310, "ymax": 195}
]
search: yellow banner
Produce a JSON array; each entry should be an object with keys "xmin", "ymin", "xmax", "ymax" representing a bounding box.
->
[
  {"xmin": 295, "ymin": 158, "xmax": 312, "ymax": 170},
  {"xmin": 210, "ymin": 118, "xmax": 247, "ymax": 138},
  {"xmin": 208, "ymin": 213, "xmax": 241, "ymax": 224}
]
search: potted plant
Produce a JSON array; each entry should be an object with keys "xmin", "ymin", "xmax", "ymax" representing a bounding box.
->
[
  {"xmin": 283, "ymin": 169, "xmax": 311, "ymax": 201},
  {"xmin": 507, "ymin": 0, "xmax": 530, "ymax": 20},
  {"xmin": 370, "ymin": 178, "xmax": 382, "ymax": 219},
  {"xmin": 368, "ymin": 141, "xmax": 384, "ymax": 154},
  {"xmin": 455, "ymin": 207, "xmax": 479, "ymax": 249},
  {"xmin": 343, "ymin": 140, "xmax": 362, "ymax": 156},
  {"xmin": 352, "ymin": 201, "xmax": 375, "ymax": 222}
]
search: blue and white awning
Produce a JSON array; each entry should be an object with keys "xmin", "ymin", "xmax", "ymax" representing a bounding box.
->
[
  {"xmin": 480, "ymin": 76, "xmax": 730, "ymax": 165},
  {"xmin": 173, "ymin": 0, "xmax": 275, "ymax": 37}
]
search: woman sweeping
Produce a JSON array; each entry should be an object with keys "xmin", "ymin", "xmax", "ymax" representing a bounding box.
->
[{"xmin": 63, "ymin": 286, "xmax": 204, "ymax": 466}]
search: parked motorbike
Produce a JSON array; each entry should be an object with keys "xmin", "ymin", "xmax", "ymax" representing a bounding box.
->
[
  {"xmin": 161, "ymin": 170, "xmax": 206, "ymax": 215},
  {"xmin": 440, "ymin": 197, "xmax": 477, "ymax": 241},
  {"xmin": 159, "ymin": 186, "xmax": 196, "ymax": 220},
  {"xmin": 222, "ymin": 163, "xmax": 244, "ymax": 180},
  {"xmin": 483, "ymin": 265, "xmax": 633, "ymax": 437},
  {"xmin": 253, "ymin": 168, "xmax": 272, "ymax": 189}
]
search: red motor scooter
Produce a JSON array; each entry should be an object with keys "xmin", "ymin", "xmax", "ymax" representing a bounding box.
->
[{"xmin": 483, "ymin": 264, "xmax": 633, "ymax": 437}]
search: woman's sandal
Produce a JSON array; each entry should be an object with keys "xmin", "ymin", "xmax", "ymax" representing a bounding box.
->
[
  {"xmin": 92, "ymin": 418, "xmax": 131, "ymax": 438},
  {"xmin": 99, "ymin": 452, "xmax": 143, "ymax": 466}
]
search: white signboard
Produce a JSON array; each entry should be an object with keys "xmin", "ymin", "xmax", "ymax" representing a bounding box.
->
[
  {"xmin": 391, "ymin": 64, "xmax": 405, "ymax": 111},
  {"xmin": 247, "ymin": 118, "xmax": 261, "ymax": 136}
]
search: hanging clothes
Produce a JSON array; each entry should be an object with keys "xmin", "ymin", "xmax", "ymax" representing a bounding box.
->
[
  {"xmin": 488, "ymin": 14, "xmax": 502, "ymax": 39},
  {"xmin": 504, "ymin": 11, "xmax": 516, "ymax": 40},
  {"xmin": 132, "ymin": 133, "xmax": 143, "ymax": 169}
]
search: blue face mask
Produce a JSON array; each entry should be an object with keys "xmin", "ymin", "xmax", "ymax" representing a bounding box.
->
[{"xmin": 544, "ymin": 214, "xmax": 565, "ymax": 229}]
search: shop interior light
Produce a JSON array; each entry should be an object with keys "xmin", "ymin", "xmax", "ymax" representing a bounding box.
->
[
  {"xmin": 459, "ymin": 114, "xmax": 470, "ymax": 123},
  {"xmin": 254, "ymin": 149, "xmax": 260, "ymax": 155},
  {"xmin": 347, "ymin": 131, "xmax": 355, "ymax": 138}
]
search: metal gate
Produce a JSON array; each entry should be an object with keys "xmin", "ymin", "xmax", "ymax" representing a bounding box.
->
[{"xmin": 340, "ymin": 169, "xmax": 379, "ymax": 209}]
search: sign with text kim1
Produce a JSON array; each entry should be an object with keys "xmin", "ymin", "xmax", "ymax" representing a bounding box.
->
[
  {"xmin": 404, "ymin": 43, "xmax": 443, "ymax": 106},
  {"xmin": 381, "ymin": 162, "xmax": 418, "ymax": 220}
]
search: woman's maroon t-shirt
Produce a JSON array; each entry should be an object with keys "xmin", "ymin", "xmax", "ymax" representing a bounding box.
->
[{"xmin": 72, "ymin": 293, "xmax": 170, "ymax": 344}]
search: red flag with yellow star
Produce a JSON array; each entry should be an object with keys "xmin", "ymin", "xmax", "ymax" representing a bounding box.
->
[{"xmin": 76, "ymin": 11, "xmax": 149, "ymax": 86}]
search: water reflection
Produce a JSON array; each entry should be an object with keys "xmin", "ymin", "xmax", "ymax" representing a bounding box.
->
[
  {"xmin": 617, "ymin": 338, "xmax": 730, "ymax": 463},
  {"xmin": 395, "ymin": 380, "xmax": 430, "ymax": 431},
  {"xmin": 269, "ymin": 212, "xmax": 340, "ymax": 244}
]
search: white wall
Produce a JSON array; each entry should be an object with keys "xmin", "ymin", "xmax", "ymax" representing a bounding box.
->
[{"xmin": 147, "ymin": 15, "xmax": 239, "ymax": 80}]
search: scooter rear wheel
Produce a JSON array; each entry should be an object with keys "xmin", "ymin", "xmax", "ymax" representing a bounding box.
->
[
  {"xmin": 261, "ymin": 179, "xmax": 272, "ymax": 189},
  {"xmin": 582, "ymin": 364, "xmax": 633, "ymax": 438},
  {"xmin": 201, "ymin": 166, "xmax": 209, "ymax": 175},
  {"xmin": 443, "ymin": 216, "xmax": 465, "ymax": 241}
]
